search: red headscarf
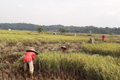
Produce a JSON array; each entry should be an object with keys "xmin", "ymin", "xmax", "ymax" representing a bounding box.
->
[{"xmin": 62, "ymin": 49, "xmax": 66, "ymax": 52}]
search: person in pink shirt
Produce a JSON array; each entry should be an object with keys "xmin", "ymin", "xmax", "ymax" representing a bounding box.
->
[
  {"xmin": 102, "ymin": 35, "xmax": 105, "ymax": 41},
  {"xmin": 23, "ymin": 47, "xmax": 38, "ymax": 77}
]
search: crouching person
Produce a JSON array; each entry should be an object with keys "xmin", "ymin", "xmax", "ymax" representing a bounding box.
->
[
  {"xmin": 61, "ymin": 46, "xmax": 67, "ymax": 52},
  {"xmin": 23, "ymin": 47, "xmax": 38, "ymax": 77},
  {"xmin": 88, "ymin": 38, "xmax": 94, "ymax": 43}
]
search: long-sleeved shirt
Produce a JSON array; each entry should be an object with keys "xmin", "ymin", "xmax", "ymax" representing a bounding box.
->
[{"xmin": 23, "ymin": 51, "xmax": 36, "ymax": 65}]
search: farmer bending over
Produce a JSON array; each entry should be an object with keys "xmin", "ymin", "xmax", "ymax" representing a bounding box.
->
[
  {"xmin": 23, "ymin": 47, "xmax": 38, "ymax": 77},
  {"xmin": 88, "ymin": 38, "xmax": 94, "ymax": 43},
  {"xmin": 61, "ymin": 46, "xmax": 67, "ymax": 52}
]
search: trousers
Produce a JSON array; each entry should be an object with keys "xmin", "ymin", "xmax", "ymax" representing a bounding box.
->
[{"xmin": 24, "ymin": 60, "xmax": 34, "ymax": 76}]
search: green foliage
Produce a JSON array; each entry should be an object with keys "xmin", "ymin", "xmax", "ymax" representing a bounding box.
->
[
  {"xmin": 109, "ymin": 31, "xmax": 114, "ymax": 35},
  {"xmin": 0, "ymin": 23, "xmax": 38, "ymax": 30},
  {"xmin": 59, "ymin": 28, "xmax": 68, "ymax": 34},
  {"xmin": 38, "ymin": 26, "xmax": 43, "ymax": 33},
  {"xmin": 1, "ymin": 23, "xmax": 120, "ymax": 34}
]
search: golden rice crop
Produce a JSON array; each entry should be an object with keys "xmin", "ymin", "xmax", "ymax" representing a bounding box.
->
[
  {"xmin": 1, "ymin": 29, "xmax": 120, "ymax": 43},
  {"xmin": 82, "ymin": 43, "xmax": 120, "ymax": 57},
  {"xmin": 15, "ymin": 52, "xmax": 120, "ymax": 80},
  {"xmin": 0, "ymin": 33, "xmax": 89, "ymax": 43}
]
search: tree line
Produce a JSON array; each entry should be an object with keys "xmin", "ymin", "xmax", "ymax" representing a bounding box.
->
[{"xmin": 0, "ymin": 23, "xmax": 120, "ymax": 34}]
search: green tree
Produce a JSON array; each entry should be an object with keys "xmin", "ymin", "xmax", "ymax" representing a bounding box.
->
[
  {"xmin": 38, "ymin": 26, "xmax": 43, "ymax": 33},
  {"xmin": 109, "ymin": 31, "xmax": 114, "ymax": 35},
  {"xmin": 59, "ymin": 28, "xmax": 67, "ymax": 34}
]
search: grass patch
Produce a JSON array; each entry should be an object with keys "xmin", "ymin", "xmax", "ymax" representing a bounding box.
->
[{"xmin": 15, "ymin": 52, "xmax": 120, "ymax": 80}]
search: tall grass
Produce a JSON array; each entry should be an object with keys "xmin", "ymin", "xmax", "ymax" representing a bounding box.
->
[
  {"xmin": 15, "ymin": 52, "xmax": 120, "ymax": 80},
  {"xmin": 0, "ymin": 34, "xmax": 89, "ymax": 43},
  {"xmin": 82, "ymin": 43, "xmax": 120, "ymax": 57},
  {"xmin": 1, "ymin": 29, "xmax": 120, "ymax": 43}
]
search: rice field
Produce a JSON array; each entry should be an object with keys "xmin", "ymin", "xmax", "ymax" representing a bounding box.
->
[
  {"xmin": 82, "ymin": 43, "xmax": 120, "ymax": 57},
  {"xmin": 14, "ymin": 52, "xmax": 120, "ymax": 80},
  {"xmin": 0, "ymin": 29, "xmax": 120, "ymax": 80}
]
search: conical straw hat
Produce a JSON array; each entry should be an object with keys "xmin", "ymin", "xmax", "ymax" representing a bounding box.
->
[
  {"xmin": 26, "ymin": 47, "xmax": 38, "ymax": 55},
  {"xmin": 61, "ymin": 46, "xmax": 67, "ymax": 49}
]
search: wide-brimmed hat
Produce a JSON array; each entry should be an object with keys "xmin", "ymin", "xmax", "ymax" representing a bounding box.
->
[
  {"xmin": 26, "ymin": 47, "xmax": 38, "ymax": 55},
  {"xmin": 61, "ymin": 46, "xmax": 67, "ymax": 49}
]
